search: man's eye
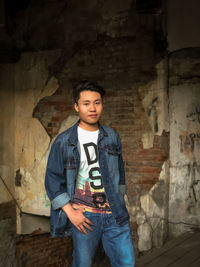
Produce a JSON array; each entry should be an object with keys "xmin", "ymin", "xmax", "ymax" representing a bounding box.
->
[{"xmin": 95, "ymin": 101, "xmax": 100, "ymax": 105}]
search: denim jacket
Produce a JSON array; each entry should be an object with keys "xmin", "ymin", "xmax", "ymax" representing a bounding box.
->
[{"xmin": 45, "ymin": 121, "xmax": 129, "ymax": 237}]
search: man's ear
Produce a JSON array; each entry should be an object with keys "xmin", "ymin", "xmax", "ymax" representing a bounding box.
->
[{"xmin": 74, "ymin": 103, "xmax": 79, "ymax": 113}]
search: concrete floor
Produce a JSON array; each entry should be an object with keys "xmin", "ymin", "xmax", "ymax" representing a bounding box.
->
[{"xmin": 136, "ymin": 232, "xmax": 200, "ymax": 267}]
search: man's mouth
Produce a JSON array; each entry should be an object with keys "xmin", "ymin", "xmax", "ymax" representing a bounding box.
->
[{"xmin": 89, "ymin": 114, "xmax": 97, "ymax": 118}]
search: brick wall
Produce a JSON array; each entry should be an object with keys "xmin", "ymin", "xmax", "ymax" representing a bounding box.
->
[
  {"xmin": 34, "ymin": 32, "xmax": 168, "ymax": 206},
  {"xmin": 33, "ymin": 86, "xmax": 74, "ymax": 138},
  {"xmin": 16, "ymin": 233, "xmax": 111, "ymax": 267},
  {"xmin": 0, "ymin": 201, "xmax": 16, "ymax": 266},
  {"xmin": 16, "ymin": 234, "xmax": 73, "ymax": 267}
]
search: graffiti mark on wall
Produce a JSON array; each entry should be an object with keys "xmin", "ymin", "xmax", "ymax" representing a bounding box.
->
[
  {"xmin": 187, "ymin": 106, "xmax": 200, "ymax": 123},
  {"xmin": 179, "ymin": 133, "xmax": 200, "ymax": 153},
  {"xmin": 186, "ymin": 162, "xmax": 200, "ymax": 212},
  {"xmin": 191, "ymin": 180, "xmax": 200, "ymax": 203},
  {"xmin": 44, "ymin": 193, "xmax": 50, "ymax": 207}
]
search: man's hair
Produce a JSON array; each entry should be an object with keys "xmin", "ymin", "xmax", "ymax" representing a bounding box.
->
[{"xmin": 73, "ymin": 80, "xmax": 105, "ymax": 104}]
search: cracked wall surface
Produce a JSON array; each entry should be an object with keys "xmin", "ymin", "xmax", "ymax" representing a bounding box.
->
[
  {"xmin": 124, "ymin": 58, "xmax": 170, "ymax": 250},
  {"xmin": 138, "ymin": 161, "xmax": 169, "ymax": 250},
  {"xmin": 169, "ymin": 48, "xmax": 200, "ymax": 237},
  {"xmin": 139, "ymin": 58, "xmax": 169, "ymax": 149},
  {"xmin": 14, "ymin": 51, "xmax": 60, "ymax": 220},
  {"xmin": 13, "ymin": 50, "xmax": 80, "ymax": 234}
]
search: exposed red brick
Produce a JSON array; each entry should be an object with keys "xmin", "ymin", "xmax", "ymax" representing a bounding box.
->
[{"xmin": 16, "ymin": 234, "xmax": 73, "ymax": 267}]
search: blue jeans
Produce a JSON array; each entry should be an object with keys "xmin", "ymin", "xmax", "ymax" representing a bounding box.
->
[{"xmin": 72, "ymin": 212, "xmax": 135, "ymax": 267}]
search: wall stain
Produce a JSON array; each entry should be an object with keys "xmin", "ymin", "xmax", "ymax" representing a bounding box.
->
[
  {"xmin": 147, "ymin": 97, "xmax": 159, "ymax": 133},
  {"xmin": 187, "ymin": 106, "xmax": 200, "ymax": 123},
  {"xmin": 15, "ymin": 169, "xmax": 22, "ymax": 187}
]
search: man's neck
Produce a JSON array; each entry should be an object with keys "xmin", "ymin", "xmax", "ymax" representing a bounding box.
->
[{"xmin": 78, "ymin": 121, "xmax": 99, "ymax": 131}]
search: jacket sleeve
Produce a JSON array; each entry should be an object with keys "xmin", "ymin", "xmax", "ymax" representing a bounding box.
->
[
  {"xmin": 45, "ymin": 140, "xmax": 71, "ymax": 210},
  {"xmin": 117, "ymin": 133, "xmax": 126, "ymax": 195}
]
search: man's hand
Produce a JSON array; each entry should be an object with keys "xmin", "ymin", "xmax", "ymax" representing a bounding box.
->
[{"xmin": 62, "ymin": 203, "xmax": 93, "ymax": 235}]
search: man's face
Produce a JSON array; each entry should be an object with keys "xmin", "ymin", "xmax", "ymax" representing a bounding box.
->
[{"xmin": 74, "ymin": 90, "xmax": 103, "ymax": 130}]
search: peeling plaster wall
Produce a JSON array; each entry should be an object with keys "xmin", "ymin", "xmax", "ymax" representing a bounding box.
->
[
  {"xmin": 167, "ymin": 0, "xmax": 200, "ymax": 240},
  {"xmin": 0, "ymin": 64, "xmax": 15, "ymax": 204},
  {"xmin": 13, "ymin": 50, "xmax": 80, "ymax": 234},
  {"xmin": 169, "ymin": 48, "xmax": 200, "ymax": 237},
  {"xmin": 139, "ymin": 59, "xmax": 169, "ymax": 148},
  {"xmin": 126, "ymin": 160, "xmax": 169, "ymax": 251},
  {"xmin": 12, "ymin": 50, "xmax": 70, "ymax": 234},
  {"xmin": 138, "ymin": 161, "xmax": 169, "ymax": 250},
  {"xmin": 133, "ymin": 58, "xmax": 169, "ymax": 250}
]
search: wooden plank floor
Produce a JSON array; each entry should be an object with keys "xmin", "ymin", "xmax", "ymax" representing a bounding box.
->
[{"xmin": 136, "ymin": 232, "xmax": 200, "ymax": 267}]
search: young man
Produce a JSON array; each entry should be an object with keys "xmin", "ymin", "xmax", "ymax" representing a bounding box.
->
[{"xmin": 45, "ymin": 81, "xmax": 135, "ymax": 267}]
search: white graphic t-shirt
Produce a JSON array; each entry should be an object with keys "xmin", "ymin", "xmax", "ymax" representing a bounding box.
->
[{"xmin": 73, "ymin": 127, "xmax": 111, "ymax": 213}]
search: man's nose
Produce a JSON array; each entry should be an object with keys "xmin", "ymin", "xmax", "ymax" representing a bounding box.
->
[{"xmin": 90, "ymin": 103, "xmax": 96, "ymax": 111}]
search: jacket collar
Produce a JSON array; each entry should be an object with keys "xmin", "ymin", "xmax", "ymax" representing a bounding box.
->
[{"xmin": 68, "ymin": 120, "xmax": 108, "ymax": 146}]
